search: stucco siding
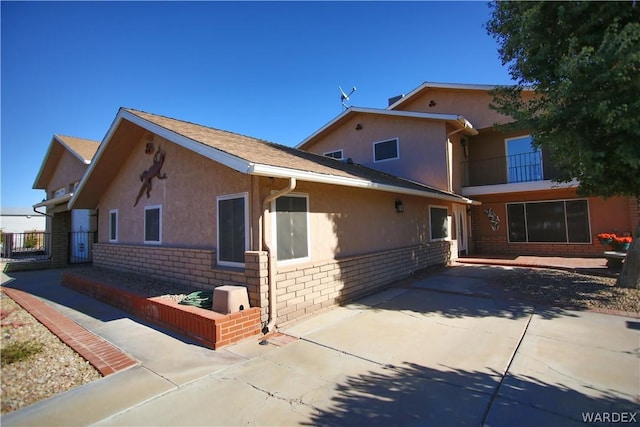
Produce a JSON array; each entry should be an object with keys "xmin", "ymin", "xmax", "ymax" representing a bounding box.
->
[
  {"xmin": 97, "ymin": 135, "xmax": 250, "ymax": 247},
  {"xmin": 304, "ymin": 114, "xmax": 450, "ymax": 191},
  {"xmin": 394, "ymin": 88, "xmax": 534, "ymax": 130},
  {"xmin": 47, "ymin": 150, "xmax": 87, "ymax": 198},
  {"xmin": 470, "ymin": 189, "xmax": 632, "ymax": 257}
]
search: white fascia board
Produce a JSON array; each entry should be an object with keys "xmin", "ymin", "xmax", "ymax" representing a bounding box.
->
[
  {"xmin": 249, "ymin": 163, "xmax": 370, "ymax": 188},
  {"xmin": 33, "ymin": 193, "xmax": 72, "ymax": 209},
  {"xmin": 69, "ymin": 113, "xmax": 124, "ymax": 209},
  {"xmin": 461, "ymin": 180, "xmax": 579, "ymax": 197},
  {"xmin": 54, "ymin": 135, "xmax": 92, "ymax": 164},
  {"xmin": 118, "ymin": 110, "xmax": 252, "ymax": 174},
  {"xmin": 387, "ymin": 81, "xmax": 534, "ymax": 110},
  {"xmin": 32, "ymin": 137, "xmax": 57, "ymax": 189},
  {"xmin": 69, "ymin": 109, "xmax": 253, "ymax": 209},
  {"xmin": 295, "ymin": 108, "xmax": 352, "ymax": 149},
  {"xmin": 249, "ymin": 163, "xmax": 477, "ymax": 204},
  {"xmin": 296, "ymin": 107, "xmax": 476, "ymax": 149}
]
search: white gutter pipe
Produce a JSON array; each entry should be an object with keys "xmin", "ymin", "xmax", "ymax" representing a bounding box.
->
[{"xmin": 261, "ymin": 177, "xmax": 297, "ymax": 334}]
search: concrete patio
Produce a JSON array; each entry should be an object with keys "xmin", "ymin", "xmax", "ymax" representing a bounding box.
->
[{"xmin": 1, "ymin": 264, "xmax": 638, "ymax": 426}]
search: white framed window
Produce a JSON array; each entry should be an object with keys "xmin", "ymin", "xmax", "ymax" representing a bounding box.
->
[
  {"xmin": 506, "ymin": 199, "xmax": 591, "ymax": 243},
  {"xmin": 429, "ymin": 205, "xmax": 450, "ymax": 241},
  {"xmin": 217, "ymin": 193, "xmax": 249, "ymax": 267},
  {"xmin": 324, "ymin": 149, "xmax": 343, "ymax": 159},
  {"xmin": 373, "ymin": 138, "xmax": 399, "ymax": 162},
  {"xmin": 273, "ymin": 194, "xmax": 310, "ymax": 264},
  {"xmin": 53, "ymin": 187, "xmax": 66, "ymax": 198},
  {"xmin": 144, "ymin": 205, "xmax": 162, "ymax": 244},
  {"xmin": 109, "ymin": 209, "xmax": 118, "ymax": 242}
]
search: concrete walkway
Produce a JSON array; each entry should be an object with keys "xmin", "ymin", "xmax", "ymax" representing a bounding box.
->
[{"xmin": 2, "ymin": 264, "xmax": 638, "ymax": 426}]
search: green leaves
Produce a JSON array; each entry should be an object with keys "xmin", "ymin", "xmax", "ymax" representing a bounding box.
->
[{"xmin": 487, "ymin": 1, "xmax": 640, "ymax": 197}]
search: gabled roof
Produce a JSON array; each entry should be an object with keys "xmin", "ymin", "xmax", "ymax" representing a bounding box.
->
[
  {"xmin": 296, "ymin": 106, "xmax": 478, "ymax": 150},
  {"xmin": 386, "ymin": 81, "xmax": 533, "ymax": 110},
  {"xmin": 33, "ymin": 135, "xmax": 100, "ymax": 189},
  {"xmin": 70, "ymin": 108, "xmax": 476, "ymax": 209}
]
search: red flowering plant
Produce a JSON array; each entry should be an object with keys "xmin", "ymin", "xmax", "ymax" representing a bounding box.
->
[
  {"xmin": 597, "ymin": 233, "xmax": 633, "ymax": 251},
  {"xmin": 597, "ymin": 233, "xmax": 616, "ymax": 245}
]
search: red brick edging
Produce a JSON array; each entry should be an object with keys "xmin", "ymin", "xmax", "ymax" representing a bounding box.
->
[
  {"xmin": 1, "ymin": 286, "xmax": 137, "ymax": 376},
  {"xmin": 61, "ymin": 272, "xmax": 262, "ymax": 349}
]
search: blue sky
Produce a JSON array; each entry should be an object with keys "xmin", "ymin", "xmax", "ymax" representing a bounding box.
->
[{"xmin": 1, "ymin": 1, "xmax": 512, "ymax": 208}]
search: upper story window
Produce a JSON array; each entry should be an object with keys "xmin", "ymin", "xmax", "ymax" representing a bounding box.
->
[
  {"xmin": 53, "ymin": 187, "xmax": 66, "ymax": 198},
  {"xmin": 373, "ymin": 138, "xmax": 399, "ymax": 162},
  {"xmin": 144, "ymin": 205, "xmax": 162, "ymax": 244},
  {"xmin": 324, "ymin": 150, "xmax": 343, "ymax": 159},
  {"xmin": 505, "ymin": 135, "xmax": 543, "ymax": 183}
]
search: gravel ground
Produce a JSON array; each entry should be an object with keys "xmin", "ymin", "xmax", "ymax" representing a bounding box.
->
[
  {"xmin": 0, "ymin": 265, "xmax": 637, "ymax": 415},
  {"xmin": 0, "ymin": 292, "xmax": 102, "ymax": 414}
]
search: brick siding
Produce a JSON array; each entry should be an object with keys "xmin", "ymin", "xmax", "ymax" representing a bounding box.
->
[
  {"xmin": 62, "ymin": 272, "xmax": 261, "ymax": 349},
  {"xmin": 94, "ymin": 241, "xmax": 451, "ymax": 329}
]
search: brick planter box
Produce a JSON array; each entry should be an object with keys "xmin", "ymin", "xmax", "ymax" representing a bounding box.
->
[{"xmin": 62, "ymin": 272, "xmax": 261, "ymax": 349}]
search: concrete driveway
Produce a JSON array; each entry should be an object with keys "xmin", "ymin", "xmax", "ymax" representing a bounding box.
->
[{"xmin": 3, "ymin": 265, "xmax": 639, "ymax": 426}]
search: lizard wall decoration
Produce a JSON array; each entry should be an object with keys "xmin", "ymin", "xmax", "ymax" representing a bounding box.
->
[{"xmin": 134, "ymin": 146, "xmax": 167, "ymax": 207}]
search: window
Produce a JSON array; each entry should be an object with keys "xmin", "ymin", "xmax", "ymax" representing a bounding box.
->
[
  {"xmin": 373, "ymin": 138, "xmax": 399, "ymax": 162},
  {"xmin": 217, "ymin": 193, "xmax": 248, "ymax": 267},
  {"xmin": 507, "ymin": 199, "xmax": 590, "ymax": 243},
  {"xmin": 506, "ymin": 135, "xmax": 543, "ymax": 183},
  {"xmin": 274, "ymin": 194, "xmax": 309, "ymax": 263},
  {"xmin": 430, "ymin": 206, "xmax": 449, "ymax": 241},
  {"xmin": 144, "ymin": 205, "xmax": 162, "ymax": 244},
  {"xmin": 109, "ymin": 209, "xmax": 118, "ymax": 242},
  {"xmin": 53, "ymin": 187, "xmax": 66, "ymax": 198},
  {"xmin": 324, "ymin": 150, "xmax": 343, "ymax": 159}
]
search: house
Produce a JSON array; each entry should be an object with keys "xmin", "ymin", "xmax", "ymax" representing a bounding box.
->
[
  {"xmin": 32, "ymin": 134, "xmax": 100, "ymax": 266},
  {"xmin": 299, "ymin": 82, "xmax": 638, "ymax": 258},
  {"xmin": 0, "ymin": 207, "xmax": 46, "ymax": 233},
  {"xmin": 0, "ymin": 207, "xmax": 46, "ymax": 258},
  {"xmin": 68, "ymin": 107, "xmax": 477, "ymax": 329}
]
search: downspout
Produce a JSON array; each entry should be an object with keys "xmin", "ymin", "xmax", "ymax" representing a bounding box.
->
[
  {"xmin": 261, "ymin": 177, "xmax": 297, "ymax": 334},
  {"xmin": 33, "ymin": 206, "xmax": 53, "ymax": 218}
]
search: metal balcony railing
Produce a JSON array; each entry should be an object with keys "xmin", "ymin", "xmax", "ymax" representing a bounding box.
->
[{"xmin": 461, "ymin": 151, "xmax": 561, "ymax": 187}]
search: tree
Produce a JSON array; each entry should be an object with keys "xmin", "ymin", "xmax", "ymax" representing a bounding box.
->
[{"xmin": 486, "ymin": 1, "xmax": 640, "ymax": 289}]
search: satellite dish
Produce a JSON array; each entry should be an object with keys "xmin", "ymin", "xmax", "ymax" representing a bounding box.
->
[{"xmin": 339, "ymin": 85, "xmax": 357, "ymax": 109}]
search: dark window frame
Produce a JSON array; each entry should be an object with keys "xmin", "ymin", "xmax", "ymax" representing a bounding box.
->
[
  {"xmin": 323, "ymin": 149, "xmax": 344, "ymax": 159},
  {"xmin": 217, "ymin": 193, "xmax": 249, "ymax": 267},
  {"xmin": 273, "ymin": 194, "xmax": 310, "ymax": 264},
  {"xmin": 430, "ymin": 205, "xmax": 449, "ymax": 241},
  {"xmin": 144, "ymin": 205, "xmax": 162, "ymax": 244},
  {"xmin": 373, "ymin": 138, "xmax": 400, "ymax": 162},
  {"xmin": 506, "ymin": 199, "xmax": 591, "ymax": 244},
  {"xmin": 109, "ymin": 209, "xmax": 118, "ymax": 242}
]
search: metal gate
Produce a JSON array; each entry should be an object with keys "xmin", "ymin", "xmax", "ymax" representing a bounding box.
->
[{"xmin": 68, "ymin": 231, "xmax": 95, "ymax": 264}]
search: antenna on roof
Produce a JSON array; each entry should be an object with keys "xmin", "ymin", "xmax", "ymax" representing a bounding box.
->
[{"xmin": 339, "ymin": 85, "xmax": 357, "ymax": 110}]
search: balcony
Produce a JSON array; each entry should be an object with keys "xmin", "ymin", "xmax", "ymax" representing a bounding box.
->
[{"xmin": 461, "ymin": 151, "xmax": 561, "ymax": 187}]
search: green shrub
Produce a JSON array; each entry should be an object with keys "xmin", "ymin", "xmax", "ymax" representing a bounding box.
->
[{"xmin": 1, "ymin": 340, "xmax": 44, "ymax": 366}]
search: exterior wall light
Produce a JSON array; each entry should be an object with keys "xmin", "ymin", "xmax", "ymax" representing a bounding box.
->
[{"xmin": 395, "ymin": 199, "xmax": 404, "ymax": 213}]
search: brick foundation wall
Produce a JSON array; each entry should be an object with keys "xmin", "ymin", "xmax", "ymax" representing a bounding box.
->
[
  {"xmin": 62, "ymin": 272, "xmax": 261, "ymax": 349},
  {"xmin": 630, "ymin": 198, "xmax": 639, "ymax": 235},
  {"xmin": 94, "ymin": 241, "xmax": 451, "ymax": 329},
  {"xmin": 272, "ymin": 241, "xmax": 451, "ymax": 325}
]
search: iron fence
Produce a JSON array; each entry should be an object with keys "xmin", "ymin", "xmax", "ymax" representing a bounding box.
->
[
  {"xmin": 1, "ymin": 231, "xmax": 49, "ymax": 260},
  {"xmin": 461, "ymin": 151, "xmax": 561, "ymax": 187},
  {"xmin": 0, "ymin": 231, "xmax": 96, "ymax": 264}
]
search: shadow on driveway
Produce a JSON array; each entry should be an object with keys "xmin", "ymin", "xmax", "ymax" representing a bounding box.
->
[{"xmin": 304, "ymin": 361, "xmax": 638, "ymax": 427}]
